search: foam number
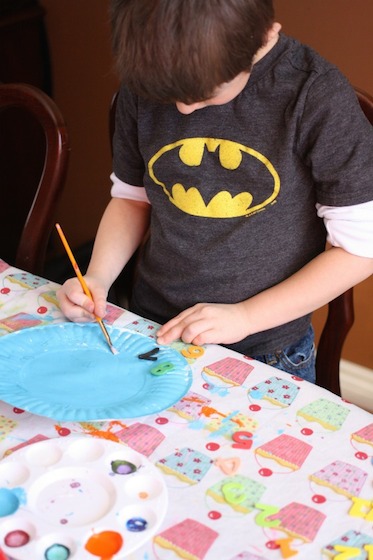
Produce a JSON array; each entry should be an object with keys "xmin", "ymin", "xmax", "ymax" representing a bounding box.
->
[
  {"xmin": 254, "ymin": 503, "xmax": 280, "ymax": 527},
  {"xmin": 221, "ymin": 481, "xmax": 246, "ymax": 505},
  {"xmin": 274, "ymin": 537, "xmax": 298, "ymax": 559},
  {"xmin": 349, "ymin": 497, "xmax": 373, "ymax": 521},
  {"xmin": 138, "ymin": 347, "xmax": 160, "ymax": 361},
  {"xmin": 150, "ymin": 362, "xmax": 175, "ymax": 376},
  {"xmin": 232, "ymin": 431, "xmax": 253, "ymax": 449},
  {"xmin": 367, "ymin": 509, "xmax": 373, "ymax": 523},
  {"xmin": 214, "ymin": 457, "xmax": 241, "ymax": 475},
  {"xmin": 334, "ymin": 546, "xmax": 361, "ymax": 559},
  {"xmin": 181, "ymin": 345, "xmax": 205, "ymax": 359},
  {"xmin": 365, "ymin": 545, "xmax": 373, "ymax": 559}
]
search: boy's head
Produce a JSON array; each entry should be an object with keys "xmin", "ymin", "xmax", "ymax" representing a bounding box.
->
[{"xmin": 110, "ymin": 0, "xmax": 275, "ymax": 104}]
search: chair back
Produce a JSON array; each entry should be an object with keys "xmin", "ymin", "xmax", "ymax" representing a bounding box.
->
[
  {"xmin": 0, "ymin": 82, "xmax": 69, "ymax": 275},
  {"xmin": 315, "ymin": 87, "xmax": 373, "ymax": 395},
  {"xmin": 109, "ymin": 90, "xmax": 118, "ymax": 156}
]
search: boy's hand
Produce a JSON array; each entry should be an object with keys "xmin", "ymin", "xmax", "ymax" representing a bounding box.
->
[
  {"xmin": 56, "ymin": 276, "xmax": 108, "ymax": 322},
  {"xmin": 156, "ymin": 302, "xmax": 250, "ymax": 347}
]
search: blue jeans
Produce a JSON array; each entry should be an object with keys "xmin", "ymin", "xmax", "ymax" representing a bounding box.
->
[{"xmin": 252, "ymin": 325, "xmax": 316, "ymax": 384}]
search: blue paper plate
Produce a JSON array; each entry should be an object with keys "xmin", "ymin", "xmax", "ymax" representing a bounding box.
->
[{"xmin": 0, "ymin": 323, "xmax": 192, "ymax": 421}]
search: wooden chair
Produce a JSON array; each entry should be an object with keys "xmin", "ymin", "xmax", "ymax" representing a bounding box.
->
[
  {"xmin": 316, "ymin": 87, "xmax": 373, "ymax": 395},
  {"xmin": 109, "ymin": 88, "xmax": 373, "ymax": 395},
  {"xmin": 0, "ymin": 82, "xmax": 69, "ymax": 275}
]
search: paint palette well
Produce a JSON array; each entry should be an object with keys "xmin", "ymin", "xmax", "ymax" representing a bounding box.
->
[
  {"xmin": 0, "ymin": 437, "xmax": 168, "ymax": 559},
  {"xmin": 0, "ymin": 323, "xmax": 193, "ymax": 421}
]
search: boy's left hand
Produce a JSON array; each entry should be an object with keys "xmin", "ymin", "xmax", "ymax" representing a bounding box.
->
[{"xmin": 156, "ymin": 302, "xmax": 250, "ymax": 347}]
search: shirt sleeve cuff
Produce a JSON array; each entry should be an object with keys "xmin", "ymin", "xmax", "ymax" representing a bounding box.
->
[
  {"xmin": 316, "ymin": 200, "xmax": 373, "ymax": 258},
  {"xmin": 110, "ymin": 172, "xmax": 150, "ymax": 204}
]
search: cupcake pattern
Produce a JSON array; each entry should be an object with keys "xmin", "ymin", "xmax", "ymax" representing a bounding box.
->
[
  {"xmin": 297, "ymin": 398, "xmax": 350, "ymax": 431},
  {"xmin": 202, "ymin": 357, "xmax": 254, "ymax": 386},
  {"xmin": 0, "ymin": 258, "xmax": 372, "ymax": 560},
  {"xmin": 309, "ymin": 460, "xmax": 368, "ymax": 498},
  {"xmin": 255, "ymin": 434, "xmax": 312, "ymax": 471},
  {"xmin": 154, "ymin": 518, "xmax": 218, "ymax": 560},
  {"xmin": 156, "ymin": 447, "xmax": 213, "ymax": 485},
  {"xmin": 206, "ymin": 475, "xmax": 266, "ymax": 514},
  {"xmin": 321, "ymin": 529, "xmax": 373, "ymax": 558},
  {"xmin": 266, "ymin": 501, "xmax": 326, "ymax": 542},
  {"xmin": 248, "ymin": 376, "xmax": 300, "ymax": 407}
]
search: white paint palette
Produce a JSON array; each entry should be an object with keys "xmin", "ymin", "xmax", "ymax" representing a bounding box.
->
[{"xmin": 0, "ymin": 437, "xmax": 168, "ymax": 559}]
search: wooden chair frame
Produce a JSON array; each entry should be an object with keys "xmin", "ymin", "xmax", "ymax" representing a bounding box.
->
[{"xmin": 0, "ymin": 82, "xmax": 69, "ymax": 275}]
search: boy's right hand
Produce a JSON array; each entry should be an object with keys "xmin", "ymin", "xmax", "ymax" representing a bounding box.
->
[{"xmin": 56, "ymin": 276, "xmax": 108, "ymax": 323}]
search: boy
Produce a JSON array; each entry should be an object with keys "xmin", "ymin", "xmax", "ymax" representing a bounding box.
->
[{"xmin": 57, "ymin": 0, "xmax": 373, "ymax": 383}]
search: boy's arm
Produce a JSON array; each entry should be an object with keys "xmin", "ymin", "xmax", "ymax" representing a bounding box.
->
[
  {"xmin": 57, "ymin": 197, "xmax": 150, "ymax": 321},
  {"xmin": 156, "ymin": 247, "xmax": 373, "ymax": 346}
]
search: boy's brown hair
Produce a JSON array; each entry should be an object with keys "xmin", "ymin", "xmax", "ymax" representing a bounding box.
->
[{"xmin": 110, "ymin": 0, "xmax": 274, "ymax": 103}]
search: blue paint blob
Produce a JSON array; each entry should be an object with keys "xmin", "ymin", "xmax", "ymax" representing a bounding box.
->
[
  {"xmin": 0, "ymin": 487, "xmax": 20, "ymax": 516},
  {"xmin": 126, "ymin": 517, "xmax": 148, "ymax": 532},
  {"xmin": 13, "ymin": 486, "xmax": 27, "ymax": 505},
  {"xmin": 44, "ymin": 543, "xmax": 70, "ymax": 560}
]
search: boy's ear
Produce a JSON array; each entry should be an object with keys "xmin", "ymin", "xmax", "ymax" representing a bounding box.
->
[
  {"xmin": 254, "ymin": 22, "xmax": 282, "ymax": 63},
  {"xmin": 265, "ymin": 22, "xmax": 282, "ymax": 44}
]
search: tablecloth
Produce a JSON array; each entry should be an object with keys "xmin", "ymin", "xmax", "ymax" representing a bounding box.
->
[{"xmin": 0, "ymin": 259, "xmax": 372, "ymax": 560}]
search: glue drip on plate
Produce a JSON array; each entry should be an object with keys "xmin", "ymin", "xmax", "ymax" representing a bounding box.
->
[{"xmin": 85, "ymin": 531, "xmax": 123, "ymax": 559}]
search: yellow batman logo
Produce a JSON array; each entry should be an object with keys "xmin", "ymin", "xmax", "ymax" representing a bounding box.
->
[{"xmin": 148, "ymin": 138, "xmax": 280, "ymax": 218}]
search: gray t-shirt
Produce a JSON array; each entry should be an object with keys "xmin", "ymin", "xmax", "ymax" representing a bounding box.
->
[{"xmin": 113, "ymin": 33, "xmax": 373, "ymax": 355}]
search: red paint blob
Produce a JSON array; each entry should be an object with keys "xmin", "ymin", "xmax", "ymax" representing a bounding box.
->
[
  {"xmin": 301, "ymin": 428, "xmax": 313, "ymax": 436},
  {"xmin": 0, "ymin": 288, "xmax": 10, "ymax": 294},
  {"xmin": 4, "ymin": 530, "xmax": 30, "ymax": 547},
  {"xmin": 312, "ymin": 494, "xmax": 326, "ymax": 504},
  {"xmin": 13, "ymin": 407, "xmax": 25, "ymax": 414},
  {"xmin": 259, "ymin": 468, "xmax": 273, "ymax": 477},
  {"xmin": 155, "ymin": 417, "xmax": 169, "ymax": 425},
  {"xmin": 208, "ymin": 510, "xmax": 222, "ymax": 520},
  {"xmin": 249, "ymin": 404, "xmax": 261, "ymax": 411},
  {"xmin": 202, "ymin": 383, "xmax": 210, "ymax": 390},
  {"xmin": 206, "ymin": 442, "xmax": 220, "ymax": 451},
  {"xmin": 355, "ymin": 451, "xmax": 368, "ymax": 461}
]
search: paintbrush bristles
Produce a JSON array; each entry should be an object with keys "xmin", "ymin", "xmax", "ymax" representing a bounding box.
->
[{"xmin": 98, "ymin": 320, "xmax": 118, "ymax": 355}]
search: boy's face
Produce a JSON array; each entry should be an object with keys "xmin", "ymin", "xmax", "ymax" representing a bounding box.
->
[{"xmin": 175, "ymin": 71, "xmax": 250, "ymax": 114}]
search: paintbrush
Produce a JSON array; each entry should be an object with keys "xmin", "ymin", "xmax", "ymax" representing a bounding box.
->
[{"xmin": 55, "ymin": 223, "xmax": 118, "ymax": 355}]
